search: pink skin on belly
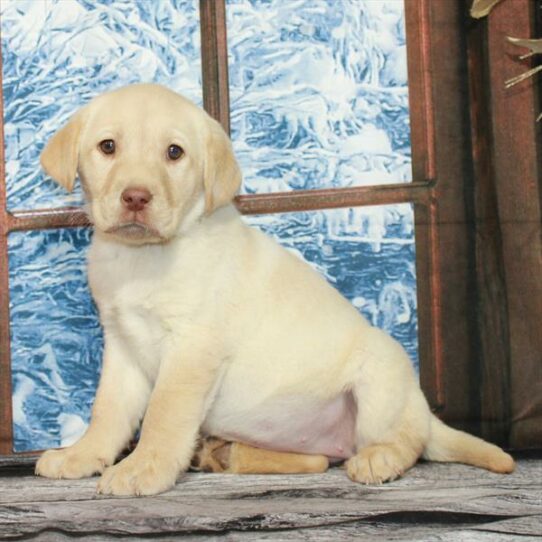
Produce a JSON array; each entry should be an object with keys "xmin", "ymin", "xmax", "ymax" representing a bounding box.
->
[{"xmin": 215, "ymin": 391, "xmax": 357, "ymax": 461}]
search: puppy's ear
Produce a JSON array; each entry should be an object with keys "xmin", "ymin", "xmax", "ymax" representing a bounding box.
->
[
  {"xmin": 40, "ymin": 112, "xmax": 84, "ymax": 192},
  {"xmin": 203, "ymin": 117, "xmax": 242, "ymax": 214}
]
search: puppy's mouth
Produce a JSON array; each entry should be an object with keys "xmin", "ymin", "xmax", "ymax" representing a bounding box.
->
[{"xmin": 105, "ymin": 222, "xmax": 163, "ymax": 241}]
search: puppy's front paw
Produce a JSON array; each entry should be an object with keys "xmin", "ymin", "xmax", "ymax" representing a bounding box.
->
[
  {"xmin": 346, "ymin": 444, "xmax": 411, "ymax": 485},
  {"xmin": 36, "ymin": 446, "xmax": 108, "ymax": 479},
  {"xmin": 97, "ymin": 450, "xmax": 179, "ymax": 496}
]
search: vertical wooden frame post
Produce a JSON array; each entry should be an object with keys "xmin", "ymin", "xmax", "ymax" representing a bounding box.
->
[
  {"xmin": 409, "ymin": 0, "xmax": 494, "ymax": 435},
  {"xmin": 200, "ymin": 0, "xmax": 231, "ymax": 133},
  {"xmin": 404, "ymin": 0, "xmax": 444, "ymax": 410},
  {"xmin": 0, "ymin": 51, "xmax": 14, "ymax": 454},
  {"xmin": 404, "ymin": 0, "xmax": 436, "ymax": 183}
]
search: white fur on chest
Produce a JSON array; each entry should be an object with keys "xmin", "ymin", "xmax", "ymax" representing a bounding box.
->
[{"xmin": 88, "ymin": 234, "xmax": 198, "ymax": 382}]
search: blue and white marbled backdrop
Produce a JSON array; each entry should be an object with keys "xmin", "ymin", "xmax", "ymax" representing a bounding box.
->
[
  {"xmin": 227, "ymin": 0, "xmax": 411, "ymax": 194},
  {"xmin": 2, "ymin": 0, "xmax": 417, "ymax": 452},
  {"xmin": 8, "ymin": 228, "xmax": 102, "ymax": 451}
]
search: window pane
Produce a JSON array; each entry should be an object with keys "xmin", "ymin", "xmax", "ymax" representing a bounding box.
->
[
  {"xmin": 1, "ymin": 0, "xmax": 201, "ymax": 211},
  {"xmin": 227, "ymin": 0, "xmax": 411, "ymax": 193},
  {"xmin": 8, "ymin": 228, "xmax": 101, "ymax": 452},
  {"xmin": 9, "ymin": 203, "xmax": 417, "ymax": 452}
]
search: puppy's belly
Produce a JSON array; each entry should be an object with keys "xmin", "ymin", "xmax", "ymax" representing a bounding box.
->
[{"xmin": 203, "ymin": 392, "xmax": 357, "ymax": 460}]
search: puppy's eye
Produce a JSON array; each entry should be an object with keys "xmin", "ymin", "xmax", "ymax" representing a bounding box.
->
[
  {"xmin": 99, "ymin": 139, "xmax": 115, "ymax": 155},
  {"xmin": 167, "ymin": 144, "xmax": 184, "ymax": 161}
]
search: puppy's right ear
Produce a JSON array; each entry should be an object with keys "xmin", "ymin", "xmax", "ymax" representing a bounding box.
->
[
  {"xmin": 40, "ymin": 113, "xmax": 83, "ymax": 192},
  {"xmin": 203, "ymin": 116, "xmax": 242, "ymax": 214}
]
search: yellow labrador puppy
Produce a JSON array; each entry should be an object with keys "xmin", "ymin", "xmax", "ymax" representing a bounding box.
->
[{"xmin": 35, "ymin": 84, "xmax": 514, "ymax": 496}]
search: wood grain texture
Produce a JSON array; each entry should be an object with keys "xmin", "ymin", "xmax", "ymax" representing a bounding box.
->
[
  {"xmin": 486, "ymin": 0, "xmax": 542, "ymax": 449},
  {"xmin": 416, "ymin": 0, "xmax": 481, "ymax": 430},
  {"xmin": 0, "ymin": 459, "xmax": 540, "ymax": 539},
  {"xmin": 466, "ymin": 2, "xmax": 512, "ymax": 446}
]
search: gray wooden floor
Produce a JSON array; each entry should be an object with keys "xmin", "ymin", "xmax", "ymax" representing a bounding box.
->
[{"xmin": 1, "ymin": 454, "xmax": 541, "ymax": 541}]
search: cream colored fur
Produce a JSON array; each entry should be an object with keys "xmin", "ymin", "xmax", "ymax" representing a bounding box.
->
[{"xmin": 35, "ymin": 84, "xmax": 514, "ymax": 496}]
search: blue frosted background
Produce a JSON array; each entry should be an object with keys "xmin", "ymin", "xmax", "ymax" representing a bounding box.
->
[
  {"xmin": 2, "ymin": 0, "xmax": 417, "ymax": 452},
  {"xmin": 8, "ymin": 229, "xmax": 102, "ymax": 452},
  {"xmin": 227, "ymin": 0, "xmax": 411, "ymax": 194}
]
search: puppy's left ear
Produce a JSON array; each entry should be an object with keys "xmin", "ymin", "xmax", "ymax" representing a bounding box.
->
[
  {"xmin": 40, "ymin": 112, "xmax": 84, "ymax": 192},
  {"xmin": 203, "ymin": 116, "xmax": 242, "ymax": 214}
]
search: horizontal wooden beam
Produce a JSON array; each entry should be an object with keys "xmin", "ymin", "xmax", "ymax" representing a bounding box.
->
[
  {"xmin": 7, "ymin": 208, "xmax": 90, "ymax": 232},
  {"xmin": 235, "ymin": 182, "xmax": 432, "ymax": 215},
  {"xmin": 6, "ymin": 183, "xmax": 432, "ymax": 232}
]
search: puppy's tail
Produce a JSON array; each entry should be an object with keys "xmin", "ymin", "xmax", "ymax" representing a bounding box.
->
[{"xmin": 423, "ymin": 415, "xmax": 515, "ymax": 473}]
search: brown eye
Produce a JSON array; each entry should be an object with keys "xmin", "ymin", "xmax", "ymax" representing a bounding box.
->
[
  {"xmin": 167, "ymin": 144, "xmax": 184, "ymax": 161},
  {"xmin": 99, "ymin": 139, "xmax": 115, "ymax": 155}
]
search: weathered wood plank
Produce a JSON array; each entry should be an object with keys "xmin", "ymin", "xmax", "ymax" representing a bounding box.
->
[
  {"xmin": 467, "ymin": 514, "xmax": 542, "ymax": 537},
  {"xmin": 0, "ymin": 461, "xmax": 540, "ymax": 539},
  {"xmin": 0, "ymin": 455, "xmax": 39, "ymax": 469},
  {"xmin": 1, "ymin": 460, "xmax": 540, "ymax": 505},
  {"xmin": 20, "ymin": 516, "xmax": 542, "ymax": 542}
]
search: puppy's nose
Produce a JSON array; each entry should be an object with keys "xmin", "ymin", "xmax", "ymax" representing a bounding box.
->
[{"xmin": 121, "ymin": 188, "xmax": 153, "ymax": 212}]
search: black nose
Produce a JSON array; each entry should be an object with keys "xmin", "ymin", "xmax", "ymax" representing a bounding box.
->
[{"xmin": 121, "ymin": 188, "xmax": 152, "ymax": 212}]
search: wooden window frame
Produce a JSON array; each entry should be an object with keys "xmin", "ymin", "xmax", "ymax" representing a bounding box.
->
[{"xmin": 1, "ymin": 0, "xmax": 539, "ymax": 458}]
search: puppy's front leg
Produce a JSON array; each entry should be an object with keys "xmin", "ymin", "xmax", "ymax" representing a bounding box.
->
[
  {"xmin": 36, "ymin": 338, "xmax": 151, "ymax": 479},
  {"xmin": 97, "ymin": 337, "xmax": 222, "ymax": 496}
]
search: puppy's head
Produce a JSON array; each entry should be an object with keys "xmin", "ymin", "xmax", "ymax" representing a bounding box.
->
[{"xmin": 41, "ymin": 84, "xmax": 241, "ymax": 244}]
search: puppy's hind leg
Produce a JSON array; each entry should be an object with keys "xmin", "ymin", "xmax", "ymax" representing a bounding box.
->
[
  {"xmin": 345, "ymin": 328, "xmax": 430, "ymax": 484},
  {"xmin": 192, "ymin": 438, "xmax": 329, "ymax": 474}
]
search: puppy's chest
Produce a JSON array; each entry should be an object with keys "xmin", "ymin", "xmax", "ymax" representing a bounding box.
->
[
  {"xmin": 90, "ymin": 247, "xmax": 204, "ymax": 378},
  {"xmin": 103, "ymin": 290, "xmax": 175, "ymax": 379}
]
